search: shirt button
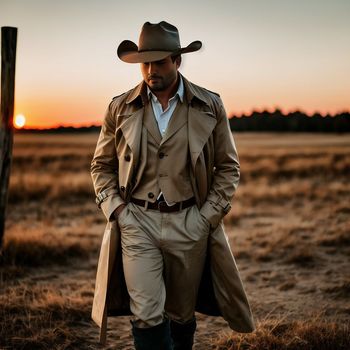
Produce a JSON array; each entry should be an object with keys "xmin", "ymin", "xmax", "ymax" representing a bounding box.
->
[
  {"xmin": 159, "ymin": 152, "xmax": 165, "ymax": 159},
  {"xmin": 120, "ymin": 186, "xmax": 125, "ymax": 192},
  {"xmin": 148, "ymin": 192, "xmax": 154, "ymax": 199}
]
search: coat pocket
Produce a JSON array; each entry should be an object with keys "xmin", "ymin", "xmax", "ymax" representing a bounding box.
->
[{"xmin": 117, "ymin": 204, "xmax": 130, "ymax": 227}]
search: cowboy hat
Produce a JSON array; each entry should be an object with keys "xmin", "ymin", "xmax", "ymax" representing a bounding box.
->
[{"xmin": 117, "ymin": 21, "xmax": 202, "ymax": 63}]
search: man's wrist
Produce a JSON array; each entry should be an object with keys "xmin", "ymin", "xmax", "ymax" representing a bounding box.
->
[{"xmin": 113, "ymin": 204, "xmax": 126, "ymax": 219}]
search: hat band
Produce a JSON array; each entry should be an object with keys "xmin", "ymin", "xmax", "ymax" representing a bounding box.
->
[{"xmin": 138, "ymin": 48, "xmax": 179, "ymax": 53}]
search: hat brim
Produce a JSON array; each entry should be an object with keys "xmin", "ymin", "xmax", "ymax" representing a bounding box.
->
[{"xmin": 117, "ymin": 40, "xmax": 202, "ymax": 63}]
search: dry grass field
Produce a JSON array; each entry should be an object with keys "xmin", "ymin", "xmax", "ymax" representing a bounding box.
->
[{"xmin": 1, "ymin": 132, "xmax": 349, "ymax": 349}]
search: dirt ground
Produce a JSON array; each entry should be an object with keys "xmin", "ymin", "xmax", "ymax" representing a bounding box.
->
[{"xmin": 1, "ymin": 132, "xmax": 349, "ymax": 349}]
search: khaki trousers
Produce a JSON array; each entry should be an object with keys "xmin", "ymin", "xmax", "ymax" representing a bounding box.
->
[{"xmin": 117, "ymin": 202, "xmax": 210, "ymax": 328}]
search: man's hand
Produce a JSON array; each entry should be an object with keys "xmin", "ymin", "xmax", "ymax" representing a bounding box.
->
[{"xmin": 113, "ymin": 204, "xmax": 127, "ymax": 220}]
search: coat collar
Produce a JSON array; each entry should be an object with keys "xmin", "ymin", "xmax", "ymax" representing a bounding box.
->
[{"xmin": 125, "ymin": 73, "xmax": 213, "ymax": 107}]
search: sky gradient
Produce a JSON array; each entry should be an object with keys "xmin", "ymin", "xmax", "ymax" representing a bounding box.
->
[{"xmin": 1, "ymin": 0, "xmax": 350, "ymax": 128}]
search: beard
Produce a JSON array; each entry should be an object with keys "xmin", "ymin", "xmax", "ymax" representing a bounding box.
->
[
  {"xmin": 146, "ymin": 76, "xmax": 165, "ymax": 91},
  {"xmin": 146, "ymin": 72, "xmax": 177, "ymax": 92}
]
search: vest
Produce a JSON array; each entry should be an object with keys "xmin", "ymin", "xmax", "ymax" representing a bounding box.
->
[{"xmin": 131, "ymin": 99, "xmax": 194, "ymax": 203}]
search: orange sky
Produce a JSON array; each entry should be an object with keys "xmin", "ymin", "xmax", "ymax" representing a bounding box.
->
[{"xmin": 1, "ymin": 0, "xmax": 350, "ymax": 128}]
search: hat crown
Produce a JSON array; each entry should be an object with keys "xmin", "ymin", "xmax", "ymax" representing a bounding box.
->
[
  {"xmin": 117, "ymin": 21, "xmax": 201, "ymax": 63},
  {"xmin": 138, "ymin": 21, "xmax": 181, "ymax": 52}
]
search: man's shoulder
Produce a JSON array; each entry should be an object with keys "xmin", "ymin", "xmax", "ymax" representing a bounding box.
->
[
  {"xmin": 109, "ymin": 82, "xmax": 144, "ymax": 110},
  {"xmin": 107, "ymin": 90, "xmax": 135, "ymax": 116},
  {"xmin": 197, "ymin": 85, "xmax": 222, "ymax": 105},
  {"xmin": 190, "ymin": 81, "xmax": 220, "ymax": 98},
  {"xmin": 110, "ymin": 89, "xmax": 132, "ymax": 105},
  {"xmin": 112, "ymin": 92, "xmax": 127, "ymax": 101},
  {"xmin": 184, "ymin": 77, "xmax": 222, "ymax": 107}
]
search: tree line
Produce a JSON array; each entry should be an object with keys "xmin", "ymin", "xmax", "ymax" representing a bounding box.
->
[
  {"xmin": 229, "ymin": 109, "xmax": 350, "ymax": 132},
  {"xmin": 15, "ymin": 109, "xmax": 350, "ymax": 133}
]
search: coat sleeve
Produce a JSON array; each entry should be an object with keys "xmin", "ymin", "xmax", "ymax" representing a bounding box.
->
[
  {"xmin": 199, "ymin": 98, "xmax": 240, "ymax": 229},
  {"xmin": 91, "ymin": 102, "xmax": 125, "ymax": 221}
]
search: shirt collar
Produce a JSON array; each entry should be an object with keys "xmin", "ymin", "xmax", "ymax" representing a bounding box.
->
[{"xmin": 147, "ymin": 74, "xmax": 184, "ymax": 104}]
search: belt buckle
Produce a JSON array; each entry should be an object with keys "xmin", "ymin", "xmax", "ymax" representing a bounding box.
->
[{"xmin": 158, "ymin": 200, "xmax": 168, "ymax": 212}]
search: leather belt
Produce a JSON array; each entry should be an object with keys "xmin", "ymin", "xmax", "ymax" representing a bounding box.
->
[{"xmin": 130, "ymin": 197, "xmax": 196, "ymax": 213}]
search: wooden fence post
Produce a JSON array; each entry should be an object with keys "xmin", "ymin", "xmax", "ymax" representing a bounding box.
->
[{"xmin": 0, "ymin": 27, "xmax": 17, "ymax": 249}]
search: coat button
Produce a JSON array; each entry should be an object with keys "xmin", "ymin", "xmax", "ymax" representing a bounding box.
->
[
  {"xmin": 120, "ymin": 186, "xmax": 125, "ymax": 192},
  {"xmin": 159, "ymin": 152, "xmax": 165, "ymax": 159},
  {"xmin": 148, "ymin": 192, "xmax": 154, "ymax": 199},
  {"xmin": 124, "ymin": 155, "xmax": 131, "ymax": 162}
]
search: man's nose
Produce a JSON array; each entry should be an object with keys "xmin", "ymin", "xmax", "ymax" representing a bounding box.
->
[{"xmin": 148, "ymin": 62, "xmax": 157, "ymax": 74}]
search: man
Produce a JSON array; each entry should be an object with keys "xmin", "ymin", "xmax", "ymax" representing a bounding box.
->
[{"xmin": 91, "ymin": 21, "xmax": 255, "ymax": 349}]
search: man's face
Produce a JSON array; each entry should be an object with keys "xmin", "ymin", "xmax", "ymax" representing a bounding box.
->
[{"xmin": 140, "ymin": 55, "xmax": 181, "ymax": 92}]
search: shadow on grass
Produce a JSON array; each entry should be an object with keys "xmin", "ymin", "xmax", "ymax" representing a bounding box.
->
[
  {"xmin": 1, "ymin": 238, "xmax": 88, "ymax": 267},
  {"xmin": 0, "ymin": 232, "xmax": 94, "ymax": 281}
]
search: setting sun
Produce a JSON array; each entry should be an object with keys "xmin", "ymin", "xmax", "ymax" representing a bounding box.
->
[{"xmin": 14, "ymin": 114, "xmax": 26, "ymax": 129}]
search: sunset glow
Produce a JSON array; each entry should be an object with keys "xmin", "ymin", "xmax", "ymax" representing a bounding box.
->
[
  {"xmin": 2, "ymin": 0, "xmax": 349, "ymax": 129},
  {"xmin": 14, "ymin": 114, "xmax": 26, "ymax": 129}
]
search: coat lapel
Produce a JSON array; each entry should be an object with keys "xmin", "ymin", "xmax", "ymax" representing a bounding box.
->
[
  {"xmin": 161, "ymin": 101, "xmax": 188, "ymax": 145},
  {"xmin": 181, "ymin": 74, "xmax": 218, "ymax": 168},
  {"xmin": 188, "ymin": 106, "xmax": 217, "ymax": 168},
  {"xmin": 143, "ymin": 103, "xmax": 162, "ymax": 145},
  {"xmin": 120, "ymin": 108, "xmax": 144, "ymax": 165}
]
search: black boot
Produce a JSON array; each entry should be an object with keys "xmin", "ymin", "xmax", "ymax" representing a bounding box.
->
[
  {"xmin": 170, "ymin": 318, "xmax": 196, "ymax": 350},
  {"xmin": 132, "ymin": 319, "xmax": 173, "ymax": 350}
]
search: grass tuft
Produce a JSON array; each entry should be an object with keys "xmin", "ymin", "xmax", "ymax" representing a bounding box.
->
[
  {"xmin": 214, "ymin": 318, "xmax": 350, "ymax": 350},
  {"xmin": 0, "ymin": 285, "xmax": 92, "ymax": 350}
]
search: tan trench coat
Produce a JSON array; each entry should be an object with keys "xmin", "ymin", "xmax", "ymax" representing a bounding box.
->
[{"xmin": 91, "ymin": 75, "xmax": 255, "ymax": 343}]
